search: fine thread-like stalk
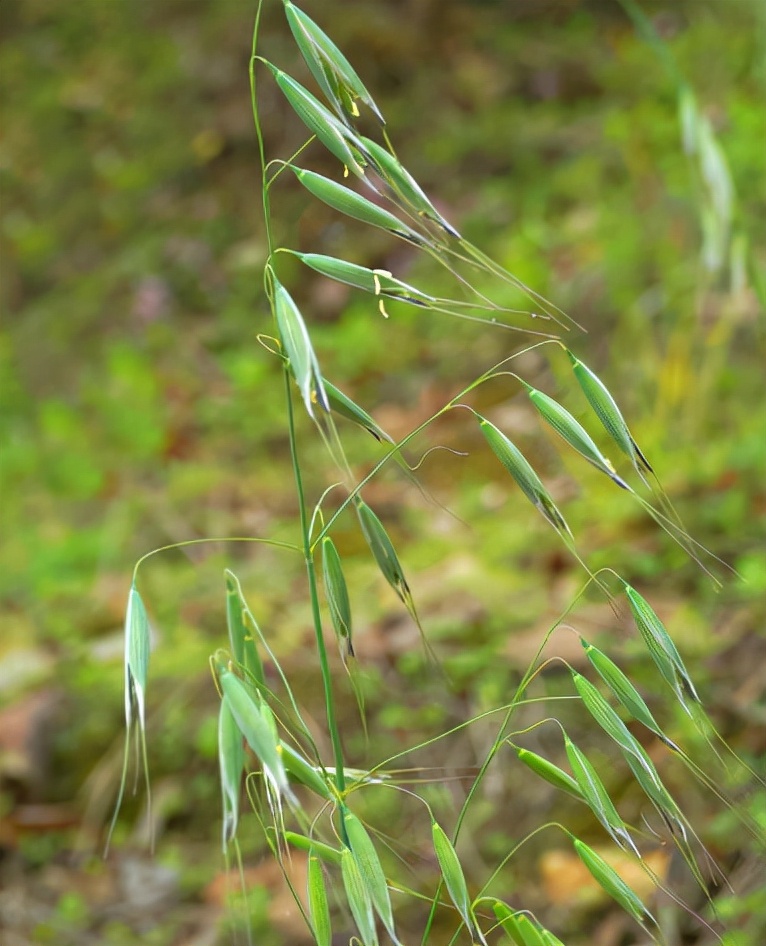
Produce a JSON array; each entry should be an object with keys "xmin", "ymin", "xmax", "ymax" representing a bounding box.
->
[
  {"xmin": 250, "ymin": 0, "xmax": 273, "ymax": 260},
  {"xmin": 252, "ymin": 0, "xmax": 347, "ymax": 801},
  {"xmin": 283, "ymin": 337, "xmax": 347, "ymax": 801}
]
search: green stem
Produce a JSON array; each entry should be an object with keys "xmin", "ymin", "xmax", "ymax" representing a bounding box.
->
[
  {"xmin": 250, "ymin": 1, "xmax": 273, "ymax": 259},
  {"xmin": 284, "ymin": 371, "xmax": 347, "ymax": 799},
  {"xmin": 251, "ymin": 0, "xmax": 345, "ymax": 802}
]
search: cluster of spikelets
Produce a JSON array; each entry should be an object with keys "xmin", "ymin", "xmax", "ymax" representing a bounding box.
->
[{"xmin": 115, "ymin": 3, "xmax": 763, "ymax": 945}]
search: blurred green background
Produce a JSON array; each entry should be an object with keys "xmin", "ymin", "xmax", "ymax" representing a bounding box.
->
[{"xmin": 1, "ymin": 1, "xmax": 764, "ymax": 944}]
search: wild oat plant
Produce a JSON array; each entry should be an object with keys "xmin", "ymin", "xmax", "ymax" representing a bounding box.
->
[{"xmin": 115, "ymin": 3, "xmax": 764, "ymax": 944}]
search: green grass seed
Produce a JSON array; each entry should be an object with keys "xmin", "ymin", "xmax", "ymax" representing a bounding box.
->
[
  {"xmin": 622, "ymin": 751, "xmax": 682, "ymax": 826},
  {"xmin": 259, "ymin": 698, "xmax": 280, "ymax": 746},
  {"xmin": 571, "ymin": 672, "xmax": 678, "ymax": 813},
  {"xmin": 292, "ymin": 167, "xmax": 423, "ymax": 244},
  {"xmin": 224, "ymin": 569, "xmax": 265, "ymax": 688},
  {"xmin": 541, "ymin": 931, "xmax": 567, "ymax": 946},
  {"xmin": 525, "ymin": 384, "xmax": 631, "ymax": 490},
  {"xmin": 358, "ymin": 135, "xmax": 459, "ymax": 237},
  {"xmin": 625, "ymin": 583, "xmax": 700, "ymax": 704},
  {"xmin": 218, "ymin": 698, "xmax": 244, "ymax": 850},
  {"xmin": 431, "ymin": 820, "xmax": 474, "ymax": 936},
  {"xmin": 492, "ymin": 903, "xmax": 553, "ymax": 946},
  {"xmin": 571, "ymin": 671, "xmax": 638, "ymax": 753},
  {"xmin": 353, "ymin": 500, "xmax": 435, "ymax": 664},
  {"xmin": 477, "ymin": 415, "xmax": 572, "ymax": 537},
  {"xmin": 273, "ymin": 278, "xmax": 330, "ymax": 419},
  {"xmin": 284, "ymin": 0, "xmax": 345, "ymax": 118},
  {"xmin": 566, "ymin": 350, "xmax": 652, "ymax": 477},
  {"xmin": 279, "ymin": 742, "xmax": 334, "ymax": 800},
  {"xmin": 283, "ymin": 1, "xmax": 385, "ymax": 125},
  {"xmin": 307, "ymin": 851, "xmax": 332, "ymax": 946},
  {"xmin": 492, "ymin": 901, "xmax": 527, "ymax": 946},
  {"xmin": 513, "ymin": 914, "xmax": 547, "ymax": 946},
  {"xmin": 220, "ymin": 669, "xmax": 289, "ymax": 796},
  {"xmin": 355, "ymin": 499, "xmax": 410, "ymax": 605},
  {"xmin": 265, "ymin": 62, "xmax": 366, "ymax": 176},
  {"xmin": 572, "ymin": 837, "xmax": 651, "ymax": 925},
  {"xmin": 296, "ymin": 252, "xmax": 432, "ymax": 305},
  {"xmin": 581, "ymin": 638, "xmax": 668, "ymax": 743},
  {"xmin": 564, "ymin": 734, "xmax": 637, "ymax": 854},
  {"xmin": 124, "ymin": 584, "xmax": 150, "ymax": 731},
  {"xmin": 343, "ymin": 807, "xmax": 399, "ymax": 943},
  {"xmin": 224, "ymin": 570, "xmax": 248, "ymax": 668},
  {"xmin": 340, "ymin": 846, "xmax": 379, "ymax": 946},
  {"xmin": 572, "ymin": 673, "xmax": 686, "ymax": 836},
  {"xmin": 324, "ymin": 380, "xmax": 394, "ymax": 443},
  {"xmin": 322, "ymin": 537, "xmax": 353, "ymax": 660},
  {"xmin": 514, "ymin": 746, "xmax": 583, "ymax": 800},
  {"xmin": 285, "ymin": 831, "xmax": 343, "ymax": 865}
]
